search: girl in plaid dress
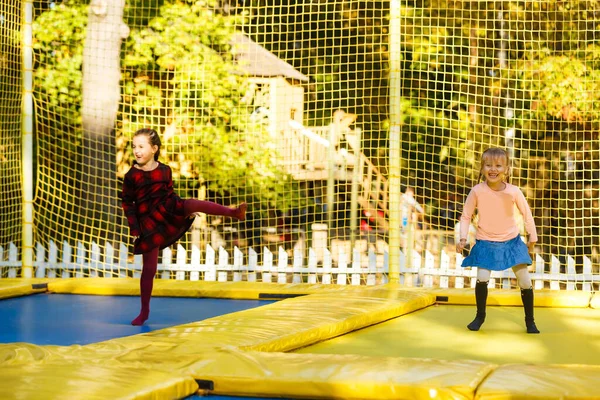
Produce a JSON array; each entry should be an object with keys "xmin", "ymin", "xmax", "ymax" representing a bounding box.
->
[{"xmin": 120, "ymin": 128, "xmax": 246, "ymax": 325}]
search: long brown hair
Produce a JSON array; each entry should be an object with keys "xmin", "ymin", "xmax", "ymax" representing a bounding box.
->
[
  {"xmin": 478, "ymin": 147, "xmax": 511, "ymax": 183},
  {"xmin": 133, "ymin": 128, "xmax": 161, "ymax": 161}
]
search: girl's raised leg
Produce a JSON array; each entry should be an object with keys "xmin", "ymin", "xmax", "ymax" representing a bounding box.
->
[{"xmin": 184, "ymin": 199, "xmax": 246, "ymax": 221}]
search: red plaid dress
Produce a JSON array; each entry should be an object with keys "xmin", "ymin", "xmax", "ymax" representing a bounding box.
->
[{"xmin": 120, "ymin": 162, "xmax": 195, "ymax": 254}]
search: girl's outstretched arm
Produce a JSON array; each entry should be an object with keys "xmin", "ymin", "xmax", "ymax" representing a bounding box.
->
[
  {"xmin": 120, "ymin": 175, "xmax": 141, "ymax": 237},
  {"xmin": 515, "ymin": 188, "xmax": 538, "ymax": 244},
  {"xmin": 459, "ymin": 190, "xmax": 477, "ymax": 241},
  {"xmin": 456, "ymin": 238, "xmax": 468, "ymax": 253}
]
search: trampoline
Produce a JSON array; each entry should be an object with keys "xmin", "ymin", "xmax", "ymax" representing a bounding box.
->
[
  {"xmin": 295, "ymin": 304, "xmax": 600, "ymax": 365},
  {"xmin": 0, "ymin": 294, "xmax": 273, "ymax": 346},
  {"xmin": 0, "ymin": 278, "xmax": 599, "ymax": 400}
]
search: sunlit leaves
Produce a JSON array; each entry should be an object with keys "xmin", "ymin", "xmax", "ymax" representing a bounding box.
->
[{"xmin": 33, "ymin": 3, "xmax": 87, "ymax": 127}]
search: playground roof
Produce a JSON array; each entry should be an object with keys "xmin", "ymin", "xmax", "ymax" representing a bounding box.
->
[{"xmin": 230, "ymin": 33, "xmax": 309, "ymax": 82}]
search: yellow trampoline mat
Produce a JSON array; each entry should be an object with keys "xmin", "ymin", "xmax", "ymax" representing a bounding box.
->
[
  {"xmin": 2, "ymin": 279, "xmax": 600, "ymax": 400},
  {"xmin": 295, "ymin": 304, "xmax": 600, "ymax": 366},
  {"xmin": 0, "ymin": 279, "xmax": 46, "ymax": 299}
]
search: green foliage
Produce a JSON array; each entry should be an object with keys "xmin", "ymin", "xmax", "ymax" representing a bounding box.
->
[
  {"xmin": 33, "ymin": 3, "xmax": 87, "ymax": 128},
  {"xmin": 124, "ymin": 0, "xmax": 166, "ymax": 27},
  {"xmin": 515, "ymin": 56, "xmax": 600, "ymax": 123},
  {"xmin": 397, "ymin": 2, "xmax": 494, "ymax": 189}
]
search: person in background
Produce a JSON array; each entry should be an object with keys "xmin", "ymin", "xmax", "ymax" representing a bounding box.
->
[{"xmin": 401, "ymin": 186, "xmax": 425, "ymax": 231}]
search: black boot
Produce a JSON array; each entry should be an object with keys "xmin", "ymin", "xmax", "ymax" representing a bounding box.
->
[
  {"xmin": 521, "ymin": 287, "xmax": 540, "ymax": 334},
  {"xmin": 468, "ymin": 280, "xmax": 488, "ymax": 331}
]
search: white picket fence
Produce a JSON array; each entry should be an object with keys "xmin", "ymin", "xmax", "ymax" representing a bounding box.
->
[{"xmin": 0, "ymin": 241, "xmax": 599, "ymax": 290}]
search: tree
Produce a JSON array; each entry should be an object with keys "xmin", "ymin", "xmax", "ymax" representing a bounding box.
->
[{"xmin": 80, "ymin": 0, "xmax": 130, "ymax": 244}]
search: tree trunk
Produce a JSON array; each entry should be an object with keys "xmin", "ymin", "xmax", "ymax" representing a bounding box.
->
[{"xmin": 80, "ymin": 0, "xmax": 129, "ymax": 246}]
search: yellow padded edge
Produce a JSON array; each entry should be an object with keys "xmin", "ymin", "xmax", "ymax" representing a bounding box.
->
[
  {"xmin": 46, "ymin": 279, "xmax": 592, "ymax": 308},
  {"xmin": 0, "ymin": 343, "xmax": 61, "ymax": 365},
  {"xmin": 426, "ymin": 287, "xmax": 592, "ymax": 308},
  {"xmin": 0, "ymin": 289, "xmax": 432, "ymax": 368},
  {"xmin": 476, "ymin": 364, "xmax": 600, "ymax": 400},
  {"xmin": 0, "ymin": 361, "xmax": 198, "ymax": 400},
  {"xmin": 114, "ymin": 288, "xmax": 494, "ymax": 399},
  {"xmin": 148, "ymin": 288, "xmax": 436, "ymax": 353},
  {"xmin": 1, "ymin": 285, "xmax": 470, "ymax": 400},
  {"xmin": 2, "ymin": 281, "xmax": 597, "ymax": 400},
  {"xmin": 591, "ymin": 293, "xmax": 599, "ymax": 309},
  {"xmin": 0, "ymin": 279, "xmax": 47, "ymax": 299},
  {"xmin": 0, "ymin": 340, "xmax": 214, "ymax": 371},
  {"xmin": 47, "ymin": 278, "xmax": 351, "ymax": 299},
  {"xmin": 188, "ymin": 348, "xmax": 496, "ymax": 400}
]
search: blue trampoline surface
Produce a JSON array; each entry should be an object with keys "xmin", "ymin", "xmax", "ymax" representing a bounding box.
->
[
  {"xmin": 0, "ymin": 293, "xmax": 272, "ymax": 346},
  {"xmin": 191, "ymin": 397, "xmax": 286, "ymax": 400}
]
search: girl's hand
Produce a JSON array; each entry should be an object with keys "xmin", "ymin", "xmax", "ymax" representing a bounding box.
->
[
  {"xmin": 456, "ymin": 238, "xmax": 467, "ymax": 254},
  {"xmin": 528, "ymin": 241, "xmax": 536, "ymax": 256}
]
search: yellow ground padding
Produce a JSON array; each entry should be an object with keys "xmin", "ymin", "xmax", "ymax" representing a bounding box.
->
[
  {"xmin": 188, "ymin": 348, "xmax": 495, "ymax": 400},
  {"xmin": 475, "ymin": 364, "xmax": 600, "ymax": 400},
  {"xmin": 591, "ymin": 293, "xmax": 600, "ymax": 309},
  {"xmin": 0, "ymin": 360, "xmax": 198, "ymax": 400},
  {"xmin": 150, "ymin": 288, "xmax": 435, "ymax": 354},
  {"xmin": 294, "ymin": 305, "xmax": 600, "ymax": 365},
  {"xmin": 1, "ymin": 280, "xmax": 599, "ymax": 399},
  {"xmin": 47, "ymin": 278, "xmax": 594, "ymax": 308},
  {"xmin": 424, "ymin": 287, "xmax": 593, "ymax": 308},
  {"xmin": 0, "ymin": 279, "xmax": 47, "ymax": 299},
  {"xmin": 47, "ymin": 277, "xmax": 353, "ymax": 299}
]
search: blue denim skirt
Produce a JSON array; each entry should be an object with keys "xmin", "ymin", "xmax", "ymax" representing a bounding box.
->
[{"xmin": 461, "ymin": 235, "xmax": 532, "ymax": 271}]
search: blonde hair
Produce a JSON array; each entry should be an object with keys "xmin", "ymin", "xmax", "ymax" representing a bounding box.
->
[{"xmin": 478, "ymin": 147, "xmax": 511, "ymax": 183}]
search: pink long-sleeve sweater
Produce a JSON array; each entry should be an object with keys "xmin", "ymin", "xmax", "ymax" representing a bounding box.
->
[{"xmin": 459, "ymin": 182, "xmax": 538, "ymax": 243}]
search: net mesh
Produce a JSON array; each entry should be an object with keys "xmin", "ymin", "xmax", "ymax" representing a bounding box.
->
[
  {"xmin": 0, "ymin": 0, "xmax": 597, "ymax": 288},
  {"xmin": 398, "ymin": 0, "xmax": 600, "ymax": 288},
  {"xmin": 0, "ymin": 1, "xmax": 22, "ymax": 266}
]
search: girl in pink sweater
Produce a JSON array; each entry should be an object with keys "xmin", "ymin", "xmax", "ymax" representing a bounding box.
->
[{"xmin": 456, "ymin": 148, "xmax": 540, "ymax": 334}]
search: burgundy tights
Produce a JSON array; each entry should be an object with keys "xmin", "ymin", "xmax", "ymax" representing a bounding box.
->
[
  {"xmin": 131, "ymin": 200, "xmax": 246, "ymax": 325},
  {"xmin": 131, "ymin": 247, "xmax": 159, "ymax": 326},
  {"xmin": 183, "ymin": 199, "xmax": 246, "ymax": 220}
]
